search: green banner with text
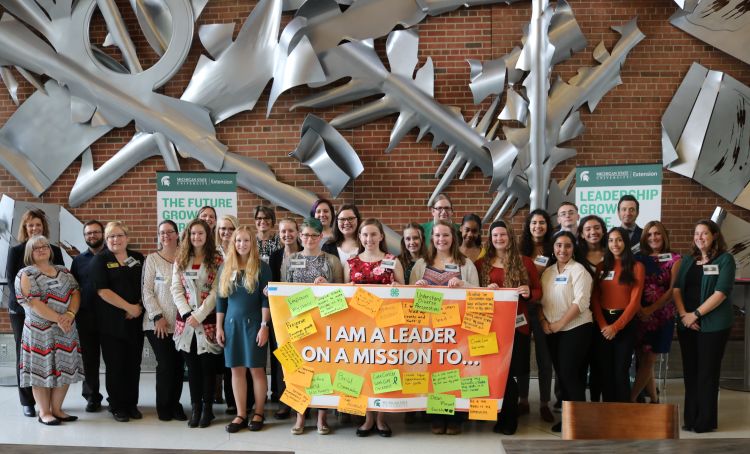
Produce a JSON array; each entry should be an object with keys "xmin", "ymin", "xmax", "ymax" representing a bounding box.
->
[{"xmin": 156, "ymin": 171, "xmax": 237, "ymax": 233}]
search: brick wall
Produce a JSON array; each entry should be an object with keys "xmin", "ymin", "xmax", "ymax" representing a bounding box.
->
[{"xmin": 1, "ymin": 1, "xmax": 749, "ymax": 335}]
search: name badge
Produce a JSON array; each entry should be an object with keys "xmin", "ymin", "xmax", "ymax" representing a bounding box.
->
[
  {"xmin": 631, "ymin": 244, "xmax": 641, "ymax": 254},
  {"xmin": 703, "ymin": 264, "xmax": 719, "ymax": 275},
  {"xmin": 534, "ymin": 255, "xmax": 549, "ymax": 267},
  {"xmin": 603, "ymin": 271, "xmax": 615, "ymax": 281},
  {"xmin": 554, "ymin": 275, "xmax": 568, "ymax": 285},
  {"xmin": 124, "ymin": 256, "xmax": 139, "ymax": 268},
  {"xmin": 154, "ymin": 275, "xmax": 165, "ymax": 284},
  {"xmin": 515, "ymin": 313, "xmax": 528, "ymax": 328},
  {"xmin": 261, "ymin": 254, "xmax": 270, "ymax": 263},
  {"xmin": 106, "ymin": 262, "xmax": 120, "ymax": 269},
  {"xmin": 231, "ymin": 270, "xmax": 238, "ymax": 282},
  {"xmin": 380, "ymin": 259, "xmax": 396, "ymax": 270},
  {"xmin": 47, "ymin": 279, "xmax": 61, "ymax": 289},
  {"xmin": 444, "ymin": 263, "xmax": 460, "ymax": 273},
  {"xmin": 184, "ymin": 270, "xmax": 198, "ymax": 280},
  {"xmin": 658, "ymin": 253, "xmax": 672, "ymax": 262},
  {"xmin": 290, "ymin": 259, "xmax": 306, "ymax": 270}
]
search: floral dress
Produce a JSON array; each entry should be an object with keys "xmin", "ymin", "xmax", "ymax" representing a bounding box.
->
[
  {"xmin": 635, "ymin": 253, "xmax": 681, "ymax": 354},
  {"xmin": 347, "ymin": 254, "xmax": 396, "ymax": 284}
]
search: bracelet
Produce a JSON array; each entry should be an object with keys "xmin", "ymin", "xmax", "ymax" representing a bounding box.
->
[
  {"xmin": 260, "ymin": 321, "xmax": 269, "ymax": 328},
  {"xmin": 694, "ymin": 309, "xmax": 702, "ymax": 319},
  {"xmin": 65, "ymin": 310, "xmax": 76, "ymax": 318}
]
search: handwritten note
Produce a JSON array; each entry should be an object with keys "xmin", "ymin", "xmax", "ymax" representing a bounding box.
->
[
  {"xmin": 426, "ymin": 393, "xmax": 456, "ymax": 415},
  {"xmin": 349, "ymin": 287, "xmax": 383, "ymax": 318},
  {"xmin": 461, "ymin": 311, "xmax": 493, "ymax": 335},
  {"xmin": 431, "ymin": 369, "xmax": 461, "ymax": 393},
  {"xmin": 306, "ymin": 373, "xmax": 334, "ymax": 396},
  {"xmin": 371, "ymin": 369, "xmax": 403, "ymax": 394},
  {"xmin": 280, "ymin": 385, "xmax": 311, "ymax": 414},
  {"xmin": 317, "ymin": 288, "xmax": 348, "ymax": 317},
  {"xmin": 285, "ymin": 365, "xmax": 314, "ymax": 388},
  {"xmin": 468, "ymin": 398, "xmax": 498, "ymax": 421},
  {"xmin": 273, "ymin": 342, "xmax": 304, "ymax": 372},
  {"xmin": 413, "ymin": 288, "xmax": 444, "ymax": 313},
  {"xmin": 432, "ymin": 303, "xmax": 461, "ymax": 328},
  {"xmin": 402, "ymin": 372, "xmax": 430, "ymax": 394},
  {"xmin": 285, "ymin": 312, "xmax": 317, "ymax": 342},
  {"xmin": 287, "ymin": 288, "xmax": 317, "ymax": 317},
  {"xmin": 468, "ymin": 332, "xmax": 499, "ymax": 356},
  {"xmin": 403, "ymin": 301, "xmax": 429, "ymax": 326},
  {"xmin": 337, "ymin": 394, "xmax": 369, "ymax": 416},
  {"xmin": 465, "ymin": 290, "xmax": 495, "ymax": 313},
  {"xmin": 333, "ymin": 370, "xmax": 365, "ymax": 397},
  {"xmin": 460, "ymin": 375, "xmax": 490, "ymax": 399},
  {"xmin": 375, "ymin": 302, "xmax": 406, "ymax": 328}
]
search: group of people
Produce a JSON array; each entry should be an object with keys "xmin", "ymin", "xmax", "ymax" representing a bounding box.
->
[{"xmin": 5, "ymin": 193, "xmax": 736, "ymax": 437}]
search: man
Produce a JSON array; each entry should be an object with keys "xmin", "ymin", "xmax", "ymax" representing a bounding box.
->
[
  {"xmin": 71, "ymin": 220, "xmax": 106, "ymax": 412},
  {"xmin": 617, "ymin": 195, "xmax": 642, "ymax": 252},
  {"xmin": 556, "ymin": 202, "xmax": 580, "ymax": 233},
  {"xmin": 420, "ymin": 193, "xmax": 459, "ymax": 241}
]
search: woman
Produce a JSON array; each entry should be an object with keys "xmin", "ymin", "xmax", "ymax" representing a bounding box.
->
[
  {"xmin": 282, "ymin": 218, "xmax": 343, "ymax": 435},
  {"xmin": 344, "ymin": 219, "xmax": 405, "ymax": 438},
  {"xmin": 215, "ymin": 214, "xmax": 240, "ymax": 413},
  {"xmin": 5, "ymin": 209, "xmax": 65, "ymax": 417},
  {"xmin": 216, "ymin": 214, "xmax": 239, "ymax": 257},
  {"xmin": 91, "ymin": 221, "xmax": 145, "ymax": 423},
  {"xmin": 477, "ymin": 221, "xmax": 541, "ymax": 435},
  {"xmin": 674, "ymin": 220, "xmax": 735, "ymax": 433},
  {"xmin": 397, "ymin": 223, "xmax": 426, "ymax": 285},
  {"xmin": 323, "ymin": 203, "xmax": 361, "ymax": 265},
  {"xmin": 631, "ymin": 221, "xmax": 681, "ymax": 403},
  {"xmin": 539, "ymin": 231, "xmax": 593, "ymax": 433},
  {"xmin": 217, "ymin": 226, "xmax": 272, "ymax": 433},
  {"xmin": 591, "ymin": 227, "xmax": 645, "ymax": 403},
  {"xmin": 142, "ymin": 220, "xmax": 186, "ymax": 421},
  {"xmin": 171, "ymin": 219, "xmax": 223, "ymax": 428},
  {"xmin": 412, "ymin": 220, "xmax": 478, "ymax": 435},
  {"xmin": 519, "ymin": 209, "xmax": 555, "ymax": 422},
  {"xmin": 15, "ymin": 235, "xmax": 83, "ymax": 425},
  {"xmin": 198, "ymin": 206, "xmax": 217, "ymax": 232},
  {"xmin": 459, "ymin": 214, "xmax": 485, "ymax": 262},
  {"xmin": 255, "ymin": 206, "xmax": 281, "ymax": 263},
  {"xmin": 311, "ymin": 198, "xmax": 335, "ymax": 243}
]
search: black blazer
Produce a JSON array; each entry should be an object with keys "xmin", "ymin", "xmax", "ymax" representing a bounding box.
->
[{"xmin": 5, "ymin": 242, "xmax": 65, "ymax": 314}]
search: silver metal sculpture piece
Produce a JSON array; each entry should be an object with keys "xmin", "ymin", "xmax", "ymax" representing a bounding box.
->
[{"xmin": 662, "ymin": 62, "xmax": 750, "ymax": 211}]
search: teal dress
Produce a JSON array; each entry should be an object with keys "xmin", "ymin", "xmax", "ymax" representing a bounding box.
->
[{"xmin": 216, "ymin": 263, "xmax": 271, "ymax": 368}]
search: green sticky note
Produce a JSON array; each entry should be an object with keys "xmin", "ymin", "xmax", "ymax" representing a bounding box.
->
[
  {"xmin": 333, "ymin": 370, "xmax": 365, "ymax": 397},
  {"xmin": 426, "ymin": 393, "xmax": 456, "ymax": 415},
  {"xmin": 287, "ymin": 288, "xmax": 318, "ymax": 317},
  {"xmin": 317, "ymin": 288, "xmax": 349, "ymax": 318},
  {"xmin": 413, "ymin": 288, "xmax": 443, "ymax": 313},
  {"xmin": 460, "ymin": 375, "xmax": 490, "ymax": 399},
  {"xmin": 432, "ymin": 369, "xmax": 461, "ymax": 393},
  {"xmin": 371, "ymin": 369, "xmax": 403, "ymax": 394},
  {"xmin": 305, "ymin": 373, "xmax": 333, "ymax": 396}
]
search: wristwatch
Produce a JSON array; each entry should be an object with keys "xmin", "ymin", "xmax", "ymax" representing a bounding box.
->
[
  {"xmin": 693, "ymin": 309, "xmax": 702, "ymax": 319},
  {"xmin": 152, "ymin": 314, "xmax": 163, "ymax": 322},
  {"xmin": 260, "ymin": 321, "xmax": 268, "ymax": 328}
]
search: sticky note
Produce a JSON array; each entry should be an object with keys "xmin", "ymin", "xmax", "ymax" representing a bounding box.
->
[
  {"xmin": 431, "ymin": 303, "xmax": 461, "ymax": 328},
  {"xmin": 337, "ymin": 394, "xmax": 368, "ymax": 416},
  {"xmin": 285, "ymin": 312, "xmax": 317, "ymax": 342},
  {"xmin": 426, "ymin": 393, "xmax": 456, "ymax": 415},
  {"xmin": 285, "ymin": 365, "xmax": 314, "ymax": 388},
  {"xmin": 466, "ymin": 290, "xmax": 495, "ymax": 313},
  {"xmin": 371, "ymin": 369, "xmax": 402, "ymax": 394},
  {"xmin": 317, "ymin": 288, "xmax": 348, "ymax": 317},
  {"xmin": 403, "ymin": 301, "xmax": 429, "ymax": 326},
  {"xmin": 432, "ymin": 369, "xmax": 461, "ymax": 393},
  {"xmin": 333, "ymin": 370, "xmax": 365, "ymax": 397},
  {"xmin": 375, "ymin": 302, "xmax": 406, "ymax": 327},
  {"xmin": 287, "ymin": 288, "xmax": 317, "ymax": 317},
  {"xmin": 306, "ymin": 373, "xmax": 334, "ymax": 396},
  {"xmin": 349, "ymin": 287, "xmax": 383, "ymax": 318},
  {"xmin": 402, "ymin": 372, "xmax": 429, "ymax": 394},
  {"xmin": 460, "ymin": 375, "xmax": 490, "ymax": 398},
  {"xmin": 469, "ymin": 398, "xmax": 498, "ymax": 421},
  {"xmin": 280, "ymin": 385, "xmax": 311, "ymax": 414},
  {"xmin": 468, "ymin": 332, "xmax": 499, "ymax": 356},
  {"xmin": 461, "ymin": 311, "xmax": 493, "ymax": 335},
  {"xmin": 413, "ymin": 288, "xmax": 443, "ymax": 313},
  {"xmin": 273, "ymin": 342, "xmax": 304, "ymax": 372}
]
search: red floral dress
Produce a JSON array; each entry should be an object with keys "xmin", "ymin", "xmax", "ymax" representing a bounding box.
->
[{"xmin": 347, "ymin": 254, "xmax": 396, "ymax": 284}]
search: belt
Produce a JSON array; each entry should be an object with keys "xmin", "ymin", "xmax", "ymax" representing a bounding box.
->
[{"xmin": 605, "ymin": 309, "xmax": 624, "ymax": 315}]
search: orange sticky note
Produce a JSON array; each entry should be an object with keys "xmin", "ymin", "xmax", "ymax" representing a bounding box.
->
[
  {"xmin": 465, "ymin": 290, "xmax": 495, "ymax": 313},
  {"xmin": 286, "ymin": 312, "xmax": 317, "ymax": 342},
  {"xmin": 349, "ymin": 287, "xmax": 383, "ymax": 318},
  {"xmin": 285, "ymin": 365, "xmax": 314, "ymax": 388},
  {"xmin": 461, "ymin": 311, "xmax": 493, "ymax": 335},
  {"xmin": 403, "ymin": 301, "xmax": 429, "ymax": 326},
  {"xmin": 280, "ymin": 385, "xmax": 312, "ymax": 414},
  {"xmin": 274, "ymin": 342, "xmax": 304, "ymax": 372},
  {"xmin": 432, "ymin": 303, "xmax": 461, "ymax": 328},
  {"xmin": 469, "ymin": 398, "xmax": 498, "ymax": 421},
  {"xmin": 402, "ymin": 372, "xmax": 430, "ymax": 394},
  {"xmin": 337, "ymin": 394, "xmax": 368, "ymax": 416},
  {"xmin": 468, "ymin": 332, "xmax": 499, "ymax": 356},
  {"xmin": 376, "ymin": 302, "xmax": 406, "ymax": 327}
]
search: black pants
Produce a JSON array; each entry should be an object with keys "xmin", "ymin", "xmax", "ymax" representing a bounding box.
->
[
  {"xmin": 498, "ymin": 331, "xmax": 527, "ymax": 430},
  {"xmin": 77, "ymin": 310, "xmax": 103, "ymax": 404},
  {"xmin": 521, "ymin": 306, "xmax": 553, "ymax": 403},
  {"xmin": 547, "ymin": 323, "xmax": 592, "ymax": 402},
  {"xmin": 183, "ymin": 338, "xmax": 221, "ymax": 405},
  {"xmin": 596, "ymin": 313, "xmax": 636, "ymax": 403},
  {"xmin": 10, "ymin": 312, "xmax": 35, "ymax": 407},
  {"xmin": 100, "ymin": 332, "xmax": 144, "ymax": 412},
  {"xmin": 678, "ymin": 328, "xmax": 730, "ymax": 432},
  {"xmin": 146, "ymin": 330, "xmax": 185, "ymax": 418},
  {"xmin": 269, "ymin": 323, "xmax": 285, "ymax": 401},
  {"xmin": 587, "ymin": 323, "xmax": 602, "ymax": 402}
]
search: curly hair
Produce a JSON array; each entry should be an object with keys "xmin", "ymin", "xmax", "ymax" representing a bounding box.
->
[
  {"xmin": 520, "ymin": 209, "xmax": 553, "ymax": 258},
  {"xmin": 480, "ymin": 221, "xmax": 528, "ymax": 288}
]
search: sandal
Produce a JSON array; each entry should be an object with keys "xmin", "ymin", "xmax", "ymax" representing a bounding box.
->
[
  {"xmin": 225, "ymin": 416, "xmax": 247, "ymax": 433},
  {"xmin": 317, "ymin": 423, "xmax": 330, "ymax": 435},
  {"xmin": 291, "ymin": 425, "xmax": 304, "ymax": 435},
  {"xmin": 249, "ymin": 413, "xmax": 265, "ymax": 432}
]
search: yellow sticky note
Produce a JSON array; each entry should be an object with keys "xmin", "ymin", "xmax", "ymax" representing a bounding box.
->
[
  {"xmin": 349, "ymin": 287, "xmax": 383, "ymax": 318},
  {"xmin": 465, "ymin": 290, "xmax": 495, "ymax": 313},
  {"xmin": 337, "ymin": 394, "xmax": 368, "ymax": 416},
  {"xmin": 280, "ymin": 385, "xmax": 311, "ymax": 415},
  {"xmin": 376, "ymin": 302, "xmax": 406, "ymax": 327},
  {"xmin": 468, "ymin": 332, "xmax": 499, "ymax": 356},
  {"xmin": 285, "ymin": 365, "xmax": 314, "ymax": 388},
  {"xmin": 273, "ymin": 342, "xmax": 304, "ymax": 372},
  {"xmin": 432, "ymin": 303, "xmax": 461, "ymax": 328},
  {"xmin": 402, "ymin": 372, "xmax": 429, "ymax": 394},
  {"xmin": 461, "ymin": 311, "xmax": 493, "ymax": 335},
  {"xmin": 469, "ymin": 398, "xmax": 498, "ymax": 421},
  {"xmin": 403, "ymin": 301, "xmax": 429, "ymax": 326},
  {"xmin": 285, "ymin": 312, "xmax": 317, "ymax": 342}
]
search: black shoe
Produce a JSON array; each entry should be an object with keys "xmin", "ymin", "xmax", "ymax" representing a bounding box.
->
[
  {"xmin": 173, "ymin": 406, "xmax": 188, "ymax": 421},
  {"xmin": 226, "ymin": 416, "xmax": 247, "ymax": 433},
  {"xmin": 356, "ymin": 425, "xmax": 374, "ymax": 437},
  {"xmin": 199, "ymin": 403, "xmax": 215, "ymax": 428},
  {"xmin": 54, "ymin": 414, "xmax": 78, "ymax": 422},
  {"xmin": 38, "ymin": 416, "xmax": 60, "ymax": 426},
  {"xmin": 551, "ymin": 422, "xmax": 562, "ymax": 433},
  {"xmin": 377, "ymin": 423, "xmax": 392, "ymax": 437},
  {"xmin": 248, "ymin": 414, "xmax": 265, "ymax": 432},
  {"xmin": 85, "ymin": 401, "xmax": 102, "ymax": 413},
  {"xmin": 128, "ymin": 407, "xmax": 143, "ymax": 420},
  {"xmin": 23, "ymin": 405, "xmax": 36, "ymax": 417},
  {"xmin": 493, "ymin": 421, "xmax": 516, "ymax": 435},
  {"xmin": 681, "ymin": 425, "xmax": 693, "ymax": 432},
  {"xmin": 188, "ymin": 404, "xmax": 201, "ymax": 428},
  {"xmin": 113, "ymin": 411, "xmax": 130, "ymax": 422},
  {"xmin": 158, "ymin": 414, "xmax": 173, "ymax": 422}
]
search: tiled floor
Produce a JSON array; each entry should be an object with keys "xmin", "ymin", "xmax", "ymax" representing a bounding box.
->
[{"xmin": 0, "ymin": 370, "xmax": 748, "ymax": 454}]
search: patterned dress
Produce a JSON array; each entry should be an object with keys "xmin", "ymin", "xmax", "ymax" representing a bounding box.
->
[
  {"xmin": 635, "ymin": 253, "xmax": 682, "ymax": 354},
  {"xmin": 286, "ymin": 253, "xmax": 336, "ymax": 284},
  {"xmin": 421, "ymin": 266, "xmax": 461, "ymax": 286},
  {"xmin": 257, "ymin": 234, "xmax": 282, "ymax": 264},
  {"xmin": 15, "ymin": 265, "xmax": 84, "ymax": 387},
  {"xmin": 347, "ymin": 254, "xmax": 396, "ymax": 284}
]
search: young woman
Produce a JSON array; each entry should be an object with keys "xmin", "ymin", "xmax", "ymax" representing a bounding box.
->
[
  {"xmin": 631, "ymin": 221, "xmax": 681, "ymax": 403},
  {"xmin": 323, "ymin": 203, "xmax": 361, "ymax": 265},
  {"xmin": 171, "ymin": 219, "xmax": 223, "ymax": 428},
  {"xmin": 591, "ymin": 227, "xmax": 645, "ymax": 403},
  {"xmin": 198, "ymin": 206, "xmax": 217, "ymax": 232},
  {"xmin": 215, "ymin": 215, "xmax": 240, "ymax": 414},
  {"xmin": 255, "ymin": 206, "xmax": 281, "ymax": 263},
  {"xmin": 459, "ymin": 214, "xmax": 484, "ymax": 262},
  {"xmin": 674, "ymin": 220, "xmax": 735, "ymax": 433},
  {"xmin": 539, "ymin": 231, "xmax": 593, "ymax": 433},
  {"xmin": 142, "ymin": 220, "xmax": 186, "ymax": 421},
  {"xmin": 344, "ymin": 219, "xmax": 405, "ymax": 438},
  {"xmin": 216, "ymin": 214, "xmax": 239, "ymax": 257},
  {"xmin": 282, "ymin": 218, "xmax": 343, "ymax": 435},
  {"xmin": 217, "ymin": 226, "xmax": 272, "ymax": 433},
  {"xmin": 412, "ymin": 220, "xmax": 478, "ymax": 435},
  {"xmin": 477, "ymin": 221, "xmax": 541, "ymax": 435},
  {"xmin": 15, "ymin": 235, "xmax": 83, "ymax": 425},
  {"xmin": 397, "ymin": 223, "xmax": 427, "ymax": 285},
  {"xmin": 311, "ymin": 198, "xmax": 335, "ymax": 243}
]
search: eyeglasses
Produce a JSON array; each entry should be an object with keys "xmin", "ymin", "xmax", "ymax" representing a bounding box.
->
[
  {"xmin": 84, "ymin": 231, "xmax": 103, "ymax": 236},
  {"xmin": 107, "ymin": 234, "xmax": 126, "ymax": 240},
  {"xmin": 33, "ymin": 244, "xmax": 50, "ymax": 251},
  {"xmin": 432, "ymin": 206, "xmax": 453, "ymax": 212},
  {"xmin": 299, "ymin": 233, "xmax": 321, "ymax": 239},
  {"xmin": 337, "ymin": 216, "xmax": 357, "ymax": 224},
  {"xmin": 159, "ymin": 230, "xmax": 176, "ymax": 236}
]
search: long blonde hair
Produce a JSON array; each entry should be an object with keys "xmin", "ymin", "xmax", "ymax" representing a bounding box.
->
[{"xmin": 219, "ymin": 226, "xmax": 261, "ymax": 297}]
